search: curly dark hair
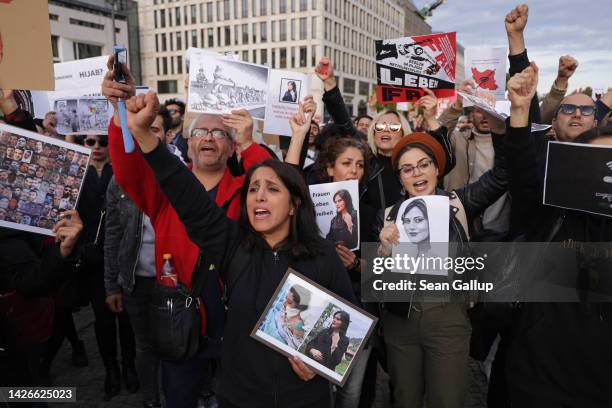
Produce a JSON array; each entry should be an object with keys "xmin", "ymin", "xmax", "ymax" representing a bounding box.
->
[{"xmin": 314, "ymin": 137, "xmax": 372, "ymax": 185}]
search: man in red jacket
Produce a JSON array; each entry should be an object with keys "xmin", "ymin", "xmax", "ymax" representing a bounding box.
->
[{"xmin": 102, "ymin": 57, "xmax": 270, "ymax": 408}]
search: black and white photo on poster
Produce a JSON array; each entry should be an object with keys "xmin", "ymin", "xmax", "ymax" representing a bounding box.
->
[
  {"xmin": 279, "ymin": 78, "xmax": 301, "ymax": 104},
  {"xmin": 252, "ymin": 269, "xmax": 377, "ymax": 386},
  {"xmin": 188, "ymin": 53, "xmax": 268, "ymax": 120},
  {"xmin": 544, "ymin": 141, "xmax": 612, "ymax": 217},
  {"xmin": 392, "ymin": 195, "xmax": 450, "ymax": 275},
  {"xmin": 264, "ymin": 70, "xmax": 311, "ymax": 136},
  {"xmin": 53, "ymin": 97, "xmax": 113, "ymax": 135},
  {"xmin": 309, "ymin": 180, "xmax": 360, "ymax": 251},
  {"xmin": 0, "ymin": 124, "xmax": 91, "ymax": 236}
]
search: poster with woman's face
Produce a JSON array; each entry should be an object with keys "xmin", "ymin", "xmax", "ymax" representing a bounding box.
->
[
  {"xmin": 392, "ymin": 195, "xmax": 450, "ymax": 275},
  {"xmin": 251, "ymin": 269, "xmax": 377, "ymax": 386},
  {"xmin": 309, "ymin": 180, "xmax": 360, "ymax": 251}
]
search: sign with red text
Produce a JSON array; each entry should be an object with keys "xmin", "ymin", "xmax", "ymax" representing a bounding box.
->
[
  {"xmin": 375, "ymin": 32, "xmax": 456, "ymax": 103},
  {"xmin": 0, "ymin": 0, "xmax": 54, "ymax": 90},
  {"xmin": 263, "ymin": 70, "xmax": 310, "ymax": 136}
]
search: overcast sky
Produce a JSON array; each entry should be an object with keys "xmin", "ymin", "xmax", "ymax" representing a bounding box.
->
[{"xmin": 414, "ymin": 0, "xmax": 612, "ymax": 94}]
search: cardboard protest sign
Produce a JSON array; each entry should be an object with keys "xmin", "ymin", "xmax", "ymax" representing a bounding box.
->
[
  {"xmin": 0, "ymin": 123, "xmax": 91, "ymax": 236},
  {"xmin": 392, "ymin": 195, "xmax": 449, "ymax": 276},
  {"xmin": 263, "ymin": 70, "xmax": 311, "ymax": 136},
  {"xmin": 544, "ymin": 141, "xmax": 612, "ymax": 217},
  {"xmin": 375, "ymin": 32, "xmax": 456, "ymax": 103},
  {"xmin": 309, "ymin": 180, "xmax": 360, "ymax": 251},
  {"xmin": 54, "ymin": 96, "xmax": 113, "ymax": 135},
  {"xmin": 187, "ymin": 52, "xmax": 268, "ymax": 120},
  {"xmin": 0, "ymin": 0, "xmax": 54, "ymax": 91},
  {"xmin": 464, "ymin": 47, "xmax": 507, "ymax": 100},
  {"xmin": 252, "ymin": 269, "xmax": 377, "ymax": 386}
]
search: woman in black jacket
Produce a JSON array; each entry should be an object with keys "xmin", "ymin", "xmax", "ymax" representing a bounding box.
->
[
  {"xmin": 326, "ymin": 189, "xmax": 358, "ymax": 249},
  {"xmin": 122, "ymin": 91, "xmax": 356, "ymax": 408},
  {"xmin": 305, "ymin": 310, "xmax": 351, "ymax": 370}
]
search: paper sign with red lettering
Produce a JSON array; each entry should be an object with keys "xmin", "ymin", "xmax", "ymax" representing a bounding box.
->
[
  {"xmin": 375, "ymin": 32, "xmax": 456, "ymax": 103},
  {"xmin": 0, "ymin": 0, "xmax": 54, "ymax": 90},
  {"xmin": 464, "ymin": 47, "xmax": 507, "ymax": 100}
]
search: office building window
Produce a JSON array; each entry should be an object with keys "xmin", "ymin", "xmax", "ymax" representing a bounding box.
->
[
  {"xmin": 252, "ymin": 0, "xmax": 258, "ymax": 17},
  {"xmin": 252, "ymin": 23, "xmax": 257, "ymax": 43},
  {"xmin": 169, "ymin": 33, "xmax": 174, "ymax": 51},
  {"xmin": 224, "ymin": 0, "xmax": 230, "ymax": 19},
  {"xmin": 279, "ymin": 20, "xmax": 286, "ymax": 41},
  {"xmin": 175, "ymin": 7, "xmax": 181, "ymax": 25},
  {"xmin": 176, "ymin": 32, "xmax": 182, "ymax": 50},
  {"xmin": 260, "ymin": 49, "xmax": 268, "ymax": 65},
  {"xmin": 159, "ymin": 9, "xmax": 166, "ymax": 27},
  {"xmin": 217, "ymin": 27, "xmax": 221, "ymax": 46},
  {"xmin": 279, "ymin": 0, "xmax": 286, "ymax": 13},
  {"xmin": 191, "ymin": 4, "xmax": 197, "ymax": 23},
  {"xmin": 280, "ymin": 48, "xmax": 287, "ymax": 68},
  {"xmin": 242, "ymin": 0, "xmax": 248, "ymax": 17},
  {"xmin": 208, "ymin": 28, "xmax": 214, "ymax": 47},
  {"xmin": 343, "ymin": 78, "xmax": 355, "ymax": 94},
  {"xmin": 161, "ymin": 33, "xmax": 167, "ymax": 51},
  {"xmin": 300, "ymin": 0, "xmax": 307, "ymax": 11},
  {"xmin": 260, "ymin": 0, "xmax": 267, "ymax": 15},
  {"xmin": 311, "ymin": 16, "xmax": 317, "ymax": 39},
  {"xmin": 271, "ymin": 20, "xmax": 277, "ymax": 41},
  {"xmin": 162, "ymin": 57, "xmax": 168, "ymax": 75},
  {"xmin": 291, "ymin": 46, "xmax": 295, "ymax": 67},
  {"xmin": 225, "ymin": 27, "xmax": 231, "ymax": 45},
  {"xmin": 242, "ymin": 23, "xmax": 248, "ymax": 43},
  {"xmin": 272, "ymin": 48, "xmax": 277, "ymax": 67},
  {"xmin": 234, "ymin": 25, "xmax": 239, "ymax": 45},
  {"xmin": 156, "ymin": 58, "xmax": 160, "ymax": 75},
  {"xmin": 299, "ymin": 17, "xmax": 306, "ymax": 40},
  {"xmin": 177, "ymin": 56, "xmax": 183, "ymax": 74},
  {"xmin": 242, "ymin": 50, "xmax": 248, "ymax": 61},
  {"xmin": 291, "ymin": 19, "xmax": 296, "ymax": 40},
  {"xmin": 158, "ymin": 80, "xmax": 177, "ymax": 94},
  {"xmin": 311, "ymin": 45, "xmax": 316, "ymax": 66},
  {"xmin": 260, "ymin": 22, "xmax": 267, "ymax": 42},
  {"xmin": 299, "ymin": 46, "xmax": 307, "ymax": 67},
  {"xmin": 191, "ymin": 30, "xmax": 198, "ymax": 47},
  {"xmin": 51, "ymin": 35, "xmax": 60, "ymax": 62},
  {"xmin": 171, "ymin": 56, "xmax": 175, "ymax": 75},
  {"xmin": 207, "ymin": 2, "xmax": 213, "ymax": 21},
  {"xmin": 359, "ymin": 81, "xmax": 369, "ymax": 96},
  {"xmin": 217, "ymin": 0, "xmax": 221, "ymax": 20},
  {"xmin": 154, "ymin": 10, "xmax": 158, "ymax": 28}
]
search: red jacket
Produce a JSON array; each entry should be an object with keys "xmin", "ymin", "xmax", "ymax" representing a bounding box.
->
[{"xmin": 108, "ymin": 120, "xmax": 269, "ymax": 332}]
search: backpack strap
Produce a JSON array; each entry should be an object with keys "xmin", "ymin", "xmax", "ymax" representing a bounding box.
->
[{"xmin": 449, "ymin": 191, "xmax": 470, "ymax": 241}]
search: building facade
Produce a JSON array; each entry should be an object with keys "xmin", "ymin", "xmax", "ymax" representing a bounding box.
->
[
  {"xmin": 49, "ymin": 0, "xmax": 143, "ymax": 82},
  {"xmin": 137, "ymin": 0, "xmax": 405, "ymax": 117}
]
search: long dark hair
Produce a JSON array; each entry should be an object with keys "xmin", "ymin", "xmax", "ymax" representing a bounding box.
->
[
  {"xmin": 239, "ymin": 159, "xmax": 326, "ymax": 258},
  {"xmin": 333, "ymin": 189, "xmax": 355, "ymax": 214},
  {"xmin": 331, "ymin": 310, "xmax": 350, "ymax": 337}
]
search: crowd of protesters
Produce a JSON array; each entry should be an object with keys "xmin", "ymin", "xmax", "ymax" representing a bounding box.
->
[{"xmin": 1, "ymin": 3, "xmax": 611, "ymax": 408}]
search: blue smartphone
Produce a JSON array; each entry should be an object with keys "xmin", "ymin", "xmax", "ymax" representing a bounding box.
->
[{"xmin": 112, "ymin": 45, "xmax": 134, "ymax": 153}]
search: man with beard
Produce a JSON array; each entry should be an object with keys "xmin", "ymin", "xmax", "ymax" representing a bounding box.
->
[{"xmin": 163, "ymin": 98, "xmax": 189, "ymax": 162}]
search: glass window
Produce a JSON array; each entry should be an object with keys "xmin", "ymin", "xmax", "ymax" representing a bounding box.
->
[
  {"xmin": 299, "ymin": 17, "xmax": 306, "ymax": 40},
  {"xmin": 154, "ymin": 10, "xmax": 158, "ymax": 28},
  {"xmin": 252, "ymin": 23, "xmax": 257, "ymax": 43},
  {"xmin": 207, "ymin": 2, "xmax": 213, "ymax": 21},
  {"xmin": 224, "ymin": 0, "xmax": 230, "ymax": 20},
  {"xmin": 279, "ymin": 20, "xmax": 286, "ymax": 41},
  {"xmin": 311, "ymin": 16, "xmax": 317, "ymax": 39},
  {"xmin": 184, "ymin": 5, "xmax": 188, "ymax": 24},
  {"xmin": 359, "ymin": 81, "xmax": 369, "ymax": 96},
  {"xmin": 176, "ymin": 31, "xmax": 182, "ymax": 50},
  {"xmin": 242, "ymin": 50, "xmax": 248, "ymax": 61},
  {"xmin": 161, "ymin": 33, "xmax": 167, "ymax": 51},
  {"xmin": 260, "ymin": 49, "xmax": 268, "ymax": 65},
  {"xmin": 279, "ymin": 0, "xmax": 286, "ymax": 13},
  {"xmin": 217, "ymin": 0, "xmax": 221, "ymax": 20},
  {"xmin": 234, "ymin": 25, "xmax": 239, "ymax": 45},
  {"xmin": 51, "ymin": 35, "xmax": 60, "ymax": 62},
  {"xmin": 158, "ymin": 80, "xmax": 178, "ymax": 94},
  {"xmin": 208, "ymin": 27, "xmax": 214, "ymax": 47},
  {"xmin": 162, "ymin": 57, "xmax": 168, "ymax": 75},
  {"xmin": 300, "ymin": 0, "xmax": 307, "ymax": 11},
  {"xmin": 280, "ymin": 48, "xmax": 287, "ymax": 68},
  {"xmin": 260, "ymin": 0, "xmax": 267, "ymax": 15},
  {"xmin": 311, "ymin": 45, "xmax": 316, "ymax": 66},
  {"xmin": 242, "ymin": 23, "xmax": 248, "ymax": 43},
  {"xmin": 343, "ymin": 78, "xmax": 355, "ymax": 94},
  {"xmin": 171, "ymin": 56, "xmax": 175, "ymax": 75},
  {"xmin": 169, "ymin": 32, "xmax": 174, "ymax": 51},
  {"xmin": 191, "ymin": 30, "xmax": 197, "ymax": 47},
  {"xmin": 260, "ymin": 22, "xmax": 267, "ymax": 43},
  {"xmin": 252, "ymin": 0, "xmax": 257, "ymax": 16},
  {"xmin": 190, "ymin": 4, "xmax": 197, "ymax": 23},
  {"xmin": 177, "ymin": 56, "xmax": 183, "ymax": 74},
  {"xmin": 271, "ymin": 20, "xmax": 277, "ymax": 41},
  {"xmin": 175, "ymin": 7, "xmax": 181, "ymax": 25},
  {"xmin": 242, "ymin": 0, "xmax": 248, "ymax": 17},
  {"xmin": 156, "ymin": 58, "xmax": 160, "ymax": 75},
  {"xmin": 225, "ymin": 27, "xmax": 231, "ymax": 45},
  {"xmin": 291, "ymin": 18, "xmax": 296, "ymax": 40},
  {"xmin": 160, "ymin": 9, "xmax": 166, "ymax": 27},
  {"xmin": 299, "ymin": 46, "xmax": 307, "ymax": 67}
]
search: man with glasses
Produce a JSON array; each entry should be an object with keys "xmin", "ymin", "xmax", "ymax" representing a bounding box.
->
[
  {"xmin": 101, "ymin": 58, "xmax": 270, "ymax": 408},
  {"xmin": 164, "ymin": 98, "xmax": 189, "ymax": 162}
]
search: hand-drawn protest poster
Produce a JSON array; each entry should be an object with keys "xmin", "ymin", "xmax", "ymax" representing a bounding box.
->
[
  {"xmin": 0, "ymin": 0, "xmax": 54, "ymax": 91},
  {"xmin": 464, "ymin": 47, "xmax": 507, "ymax": 100},
  {"xmin": 252, "ymin": 269, "xmax": 377, "ymax": 386},
  {"xmin": 0, "ymin": 123, "xmax": 91, "ymax": 236},
  {"xmin": 544, "ymin": 141, "xmax": 612, "ymax": 218},
  {"xmin": 263, "ymin": 70, "xmax": 311, "ymax": 136},
  {"xmin": 309, "ymin": 180, "xmax": 360, "ymax": 251},
  {"xmin": 188, "ymin": 52, "xmax": 268, "ymax": 120},
  {"xmin": 375, "ymin": 32, "xmax": 456, "ymax": 103}
]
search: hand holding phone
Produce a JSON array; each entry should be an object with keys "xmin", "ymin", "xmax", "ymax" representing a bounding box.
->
[
  {"xmin": 112, "ymin": 45, "xmax": 135, "ymax": 153},
  {"xmin": 113, "ymin": 47, "xmax": 128, "ymax": 84}
]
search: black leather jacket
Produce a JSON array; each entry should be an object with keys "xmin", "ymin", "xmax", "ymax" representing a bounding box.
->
[{"xmin": 103, "ymin": 176, "xmax": 143, "ymax": 295}]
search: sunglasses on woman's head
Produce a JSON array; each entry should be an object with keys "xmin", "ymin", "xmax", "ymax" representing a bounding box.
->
[
  {"xmin": 84, "ymin": 137, "xmax": 108, "ymax": 147},
  {"xmin": 558, "ymin": 104, "xmax": 596, "ymax": 117},
  {"xmin": 374, "ymin": 122, "xmax": 402, "ymax": 133}
]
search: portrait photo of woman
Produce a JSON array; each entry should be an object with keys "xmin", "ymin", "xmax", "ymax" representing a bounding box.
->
[
  {"xmin": 281, "ymin": 80, "xmax": 298, "ymax": 103},
  {"xmin": 326, "ymin": 189, "xmax": 359, "ymax": 250},
  {"xmin": 401, "ymin": 198, "xmax": 430, "ymax": 244},
  {"xmin": 304, "ymin": 310, "xmax": 351, "ymax": 371}
]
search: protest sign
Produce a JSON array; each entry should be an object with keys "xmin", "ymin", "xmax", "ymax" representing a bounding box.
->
[
  {"xmin": 187, "ymin": 52, "xmax": 268, "ymax": 120},
  {"xmin": 392, "ymin": 195, "xmax": 449, "ymax": 276},
  {"xmin": 32, "ymin": 56, "xmax": 110, "ymax": 119},
  {"xmin": 252, "ymin": 269, "xmax": 377, "ymax": 386},
  {"xmin": 458, "ymin": 91, "xmax": 551, "ymax": 133},
  {"xmin": 464, "ymin": 47, "xmax": 507, "ymax": 100},
  {"xmin": 54, "ymin": 96, "xmax": 113, "ymax": 135},
  {"xmin": 544, "ymin": 141, "xmax": 612, "ymax": 218},
  {"xmin": 0, "ymin": 0, "xmax": 54, "ymax": 91},
  {"xmin": 309, "ymin": 180, "xmax": 360, "ymax": 251},
  {"xmin": 263, "ymin": 70, "xmax": 311, "ymax": 136},
  {"xmin": 375, "ymin": 32, "xmax": 456, "ymax": 103},
  {"xmin": 0, "ymin": 123, "xmax": 91, "ymax": 236}
]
